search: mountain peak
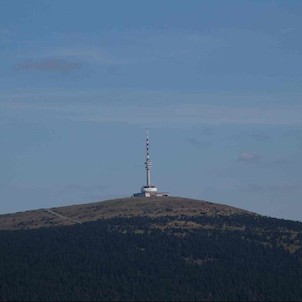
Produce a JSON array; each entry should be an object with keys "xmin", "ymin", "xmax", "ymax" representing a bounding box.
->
[{"xmin": 0, "ymin": 196, "xmax": 256, "ymax": 230}]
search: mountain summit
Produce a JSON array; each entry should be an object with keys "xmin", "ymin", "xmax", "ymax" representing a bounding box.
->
[
  {"xmin": 0, "ymin": 196, "xmax": 255, "ymax": 230},
  {"xmin": 1, "ymin": 196, "xmax": 302, "ymax": 301}
]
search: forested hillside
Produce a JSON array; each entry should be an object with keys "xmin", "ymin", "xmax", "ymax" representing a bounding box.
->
[{"xmin": 1, "ymin": 213, "xmax": 302, "ymax": 301}]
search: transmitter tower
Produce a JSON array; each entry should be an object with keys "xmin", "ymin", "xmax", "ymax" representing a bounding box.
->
[{"xmin": 133, "ymin": 129, "xmax": 168, "ymax": 197}]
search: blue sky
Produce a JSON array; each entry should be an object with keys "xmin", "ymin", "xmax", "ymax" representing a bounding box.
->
[{"xmin": 1, "ymin": 0, "xmax": 302, "ymax": 221}]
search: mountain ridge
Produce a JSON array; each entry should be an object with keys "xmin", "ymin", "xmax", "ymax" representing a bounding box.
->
[
  {"xmin": 1, "ymin": 196, "xmax": 302, "ymax": 300},
  {"xmin": 0, "ymin": 196, "xmax": 258, "ymax": 230}
]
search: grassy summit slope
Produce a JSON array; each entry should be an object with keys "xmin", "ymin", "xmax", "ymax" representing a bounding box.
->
[{"xmin": 0, "ymin": 196, "xmax": 255, "ymax": 230}]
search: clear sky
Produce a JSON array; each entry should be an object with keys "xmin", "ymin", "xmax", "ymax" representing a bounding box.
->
[{"xmin": 1, "ymin": 0, "xmax": 302, "ymax": 221}]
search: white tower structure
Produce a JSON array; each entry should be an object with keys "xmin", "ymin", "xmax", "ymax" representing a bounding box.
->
[
  {"xmin": 133, "ymin": 129, "xmax": 168, "ymax": 197},
  {"xmin": 145, "ymin": 129, "xmax": 152, "ymax": 187}
]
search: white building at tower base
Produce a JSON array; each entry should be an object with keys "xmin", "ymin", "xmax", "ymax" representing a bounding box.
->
[{"xmin": 133, "ymin": 185, "xmax": 169, "ymax": 197}]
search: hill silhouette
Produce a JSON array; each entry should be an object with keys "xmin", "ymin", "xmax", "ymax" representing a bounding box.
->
[
  {"xmin": 0, "ymin": 196, "xmax": 302, "ymax": 301},
  {"xmin": 0, "ymin": 196, "xmax": 255, "ymax": 230}
]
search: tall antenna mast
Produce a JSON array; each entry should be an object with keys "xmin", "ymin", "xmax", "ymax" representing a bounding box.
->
[
  {"xmin": 145, "ymin": 128, "xmax": 152, "ymax": 187},
  {"xmin": 133, "ymin": 128, "xmax": 168, "ymax": 197}
]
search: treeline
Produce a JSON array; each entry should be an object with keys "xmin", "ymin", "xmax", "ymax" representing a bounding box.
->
[{"xmin": 0, "ymin": 215, "xmax": 302, "ymax": 301}]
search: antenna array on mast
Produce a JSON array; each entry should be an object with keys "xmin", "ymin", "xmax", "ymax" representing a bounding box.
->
[
  {"xmin": 145, "ymin": 128, "xmax": 152, "ymax": 186},
  {"xmin": 133, "ymin": 128, "xmax": 168, "ymax": 198}
]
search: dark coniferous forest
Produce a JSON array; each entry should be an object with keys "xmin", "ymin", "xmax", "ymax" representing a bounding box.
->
[{"xmin": 0, "ymin": 214, "xmax": 302, "ymax": 301}]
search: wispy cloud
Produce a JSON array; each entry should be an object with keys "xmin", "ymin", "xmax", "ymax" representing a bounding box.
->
[
  {"xmin": 67, "ymin": 103, "xmax": 302, "ymax": 127},
  {"xmin": 57, "ymin": 48, "xmax": 124, "ymax": 65},
  {"xmin": 2, "ymin": 89, "xmax": 302, "ymax": 127},
  {"xmin": 237, "ymin": 152, "xmax": 260, "ymax": 162},
  {"xmin": 13, "ymin": 29, "xmax": 224, "ymax": 68},
  {"xmin": 16, "ymin": 58, "xmax": 82, "ymax": 73}
]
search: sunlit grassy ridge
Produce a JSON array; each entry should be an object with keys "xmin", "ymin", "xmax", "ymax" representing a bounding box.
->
[{"xmin": 0, "ymin": 196, "xmax": 254, "ymax": 230}]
